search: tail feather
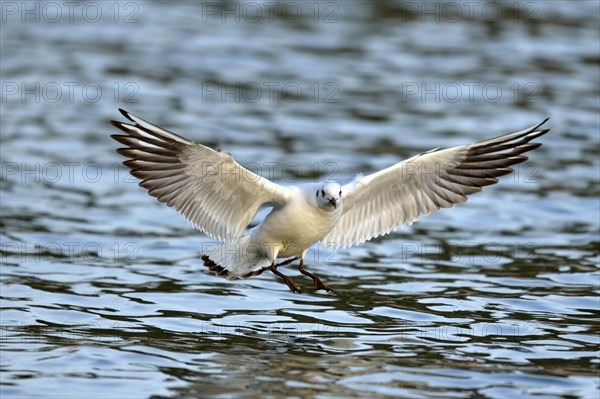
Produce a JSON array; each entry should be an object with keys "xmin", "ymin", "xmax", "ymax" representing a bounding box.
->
[{"xmin": 202, "ymin": 236, "xmax": 271, "ymax": 279}]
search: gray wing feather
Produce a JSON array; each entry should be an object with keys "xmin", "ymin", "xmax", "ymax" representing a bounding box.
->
[
  {"xmin": 322, "ymin": 119, "xmax": 550, "ymax": 248},
  {"xmin": 111, "ymin": 109, "xmax": 291, "ymax": 242}
]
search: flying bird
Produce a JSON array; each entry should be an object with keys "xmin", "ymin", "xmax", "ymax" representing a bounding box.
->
[{"xmin": 111, "ymin": 109, "xmax": 549, "ymax": 293}]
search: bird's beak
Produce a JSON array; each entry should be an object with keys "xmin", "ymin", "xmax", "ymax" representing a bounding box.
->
[{"xmin": 328, "ymin": 198, "xmax": 337, "ymax": 209}]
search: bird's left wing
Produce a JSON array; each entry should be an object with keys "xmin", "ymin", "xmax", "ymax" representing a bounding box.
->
[
  {"xmin": 111, "ymin": 109, "xmax": 291, "ymax": 242},
  {"xmin": 322, "ymin": 119, "xmax": 550, "ymax": 249}
]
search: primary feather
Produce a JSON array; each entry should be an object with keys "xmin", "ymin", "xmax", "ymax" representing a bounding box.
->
[
  {"xmin": 111, "ymin": 109, "xmax": 291, "ymax": 242},
  {"xmin": 322, "ymin": 119, "xmax": 550, "ymax": 248}
]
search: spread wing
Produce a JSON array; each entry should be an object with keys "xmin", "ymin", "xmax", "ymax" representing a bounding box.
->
[
  {"xmin": 111, "ymin": 109, "xmax": 291, "ymax": 242},
  {"xmin": 322, "ymin": 119, "xmax": 550, "ymax": 248}
]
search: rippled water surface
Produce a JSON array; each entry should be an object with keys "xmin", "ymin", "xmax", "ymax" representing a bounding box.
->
[{"xmin": 1, "ymin": 1, "xmax": 599, "ymax": 398}]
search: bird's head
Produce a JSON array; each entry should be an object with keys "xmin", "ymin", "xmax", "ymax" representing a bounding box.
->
[{"xmin": 315, "ymin": 182, "xmax": 342, "ymax": 211}]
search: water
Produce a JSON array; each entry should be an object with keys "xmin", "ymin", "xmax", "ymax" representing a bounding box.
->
[{"xmin": 1, "ymin": 1, "xmax": 599, "ymax": 398}]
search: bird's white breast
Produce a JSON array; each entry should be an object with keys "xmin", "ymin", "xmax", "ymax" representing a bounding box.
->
[{"xmin": 252, "ymin": 187, "xmax": 342, "ymax": 259}]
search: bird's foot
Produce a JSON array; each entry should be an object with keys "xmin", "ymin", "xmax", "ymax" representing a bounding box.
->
[
  {"xmin": 298, "ymin": 261, "xmax": 333, "ymax": 292},
  {"xmin": 312, "ymin": 277, "xmax": 333, "ymax": 292},
  {"xmin": 282, "ymin": 276, "xmax": 302, "ymax": 293},
  {"xmin": 271, "ymin": 262, "xmax": 302, "ymax": 293}
]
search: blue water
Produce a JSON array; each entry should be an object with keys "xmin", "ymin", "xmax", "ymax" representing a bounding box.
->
[{"xmin": 1, "ymin": 1, "xmax": 599, "ymax": 398}]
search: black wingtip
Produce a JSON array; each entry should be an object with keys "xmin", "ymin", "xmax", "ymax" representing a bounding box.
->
[
  {"xmin": 110, "ymin": 120, "xmax": 127, "ymax": 129},
  {"xmin": 110, "ymin": 108, "xmax": 134, "ymax": 128},
  {"xmin": 110, "ymin": 134, "xmax": 134, "ymax": 146},
  {"xmin": 534, "ymin": 117, "xmax": 550, "ymax": 131},
  {"xmin": 118, "ymin": 108, "xmax": 134, "ymax": 121}
]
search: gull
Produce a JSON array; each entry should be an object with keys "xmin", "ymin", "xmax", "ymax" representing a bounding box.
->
[{"xmin": 111, "ymin": 109, "xmax": 549, "ymax": 293}]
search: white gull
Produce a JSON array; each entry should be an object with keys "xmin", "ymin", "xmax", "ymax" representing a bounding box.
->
[{"xmin": 111, "ymin": 109, "xmax": 549, "ymax": 293}]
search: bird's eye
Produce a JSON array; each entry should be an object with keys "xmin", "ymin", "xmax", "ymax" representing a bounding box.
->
[
  {"xmin": 339, "ymin": 190, "xmax": 342, "ymax": 196},
  {"xmin": 316, "ymin": 190, "xmax": 318, "ymax": 197},
  {"xmin": 321, "ymin": 190, "xmax": 325, "ymax": 197}
]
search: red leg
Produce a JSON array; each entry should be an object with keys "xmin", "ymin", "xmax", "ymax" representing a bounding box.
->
[
  {"xmin": 270, "ymin": 262, "xmax": 301, "ymax": 293},
  {"xmin": 298, "ymin": 259, "xmax": 332, "ymax": 292}
]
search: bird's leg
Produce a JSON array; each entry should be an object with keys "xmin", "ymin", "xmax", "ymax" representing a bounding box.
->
[
  {"xmin": 270, "ymin": 262, "xmax": 301, "ymax": 293},
  {"xmin": 274, "ymin": 256, "xmax": 299, "ymax": 268},
  {"xmin": 298, "ymin": 259, "xmax": 332, "ymax": 292}
]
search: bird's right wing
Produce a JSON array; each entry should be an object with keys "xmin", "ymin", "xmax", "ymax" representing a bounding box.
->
[
  {"xmin": 322, "ymin": 119, "xmax": 550, "ymax": 249},
  {"xmin": 111, "ymin": 109, "xmax": 292, "ymax": 242}
]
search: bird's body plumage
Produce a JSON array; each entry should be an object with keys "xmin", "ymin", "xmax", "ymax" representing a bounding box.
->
[
  {"xmin": 254, "ymin": 183, "xmax": 343, "ymax": 259},
  {"xmin": 111, "ymin": 109, "xmax": 549, "ymax": 292}
]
